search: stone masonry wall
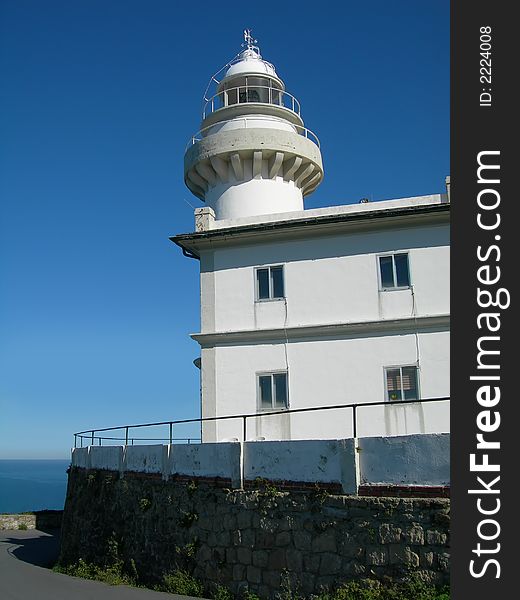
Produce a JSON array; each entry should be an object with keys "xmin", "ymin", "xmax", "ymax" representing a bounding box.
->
[
  {"xmin": 0, "ymin": 510, "xmax": 63, "ymax": 531},
  {"xmin": 60, "ymin": 468, "xmax": 450, "ymax": 598}
]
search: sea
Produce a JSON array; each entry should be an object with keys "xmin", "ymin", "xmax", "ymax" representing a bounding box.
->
[{"xmin": 0, "ymin": 459, "xmax": 70, "ymax": 514}]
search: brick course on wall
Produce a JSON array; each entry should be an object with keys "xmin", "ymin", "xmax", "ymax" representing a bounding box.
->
[{"xmin": 60, "ymin": 468, "xmax": 450, "ymax": 598}]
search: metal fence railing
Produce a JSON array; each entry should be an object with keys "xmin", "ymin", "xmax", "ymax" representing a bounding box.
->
[
  {"xmin": 74, "ymin": 397, "xmax": 449, "ymax": 448},
  {"xmin": 202, "ymin": 85, "xmax": 301, "ymax": 119}
]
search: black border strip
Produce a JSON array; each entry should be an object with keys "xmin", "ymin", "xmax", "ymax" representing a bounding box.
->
[{"xmin": 451, "ymin": 2, "xmax": 514, "ymax": 598}]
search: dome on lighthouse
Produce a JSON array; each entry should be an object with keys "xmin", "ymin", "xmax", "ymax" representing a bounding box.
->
[
  {"xmin": 217, "ymin": 35, "xmax": 284, "ymax": 92},
  {"xmin": 223, "ymin": 49, "xmax": 278, "ymax": 79}
]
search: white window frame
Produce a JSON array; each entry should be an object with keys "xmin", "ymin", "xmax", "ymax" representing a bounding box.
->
[
  {"xmin": 377, "ymin": 252, "xmax": 411, "ymax": 291},
  {"xmin": 384, "ymin": 365, "xmax": 420, "ymax": 403},
  {"xmin": 256, "ymin": 370, "xmax": 289, "ymax": 411},
  {"xmin": 254, "ymin": 265, "xmax": 285, "ymax": 302}
]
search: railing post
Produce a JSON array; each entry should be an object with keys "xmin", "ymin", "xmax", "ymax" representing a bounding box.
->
[
  {"xmin": 91, "ymin": 431, "xmax": 94, "ymax": 446},
  {"xmin": 242, "ymin": 415, "xmax": 247, "ymax": 443},
  {"xmin": 169, "ymin": 423, "xmax": 173, "ymax": 445},
  {"xmin": 74, "ymin": 434, "xmax": 77, "ymax": 449},
  {"xmin": 125, "ymin": 427, "xmax": 129, "ymax": 446},
  {"xmin": 352, "ymin": 405, "xmax": 358, "ymax": 438}
]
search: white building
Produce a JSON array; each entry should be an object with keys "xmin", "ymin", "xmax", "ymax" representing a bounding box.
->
[{"xmin": 172, "ymin": 33, "xmax": 450, "ymax": 443}]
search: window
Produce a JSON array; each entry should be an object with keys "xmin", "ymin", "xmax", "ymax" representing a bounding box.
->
[
  {"xmin": 239, "ymin": 89, "xmax": 260, "ymax": 103},
  {"xmin": 257, "ymin": 372, "xmax": 288, "ymax": 409},
  {"xmin": 255, "ymin": 266, "xmax": 285, "ymax": 301},
  {"xmin": 385, "ymin": 366, "xmax": 419, "ymax": 402},
  {"xmin": 378, "ymin": 253, "xmax": 410, "ymax": 289}
]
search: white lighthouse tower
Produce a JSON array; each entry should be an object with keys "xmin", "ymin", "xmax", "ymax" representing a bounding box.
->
[
  {"xmin": 184, "ymin": 30, "xmax": 324, "ymax": 221},
  {"xmin": 174, "ymin": 31, "xmax": 450, "ymax": 444}
]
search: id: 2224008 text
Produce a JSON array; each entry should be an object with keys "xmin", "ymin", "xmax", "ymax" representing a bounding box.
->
[{"xmin": 480, "ymin": 26, "xmax": 493, "ymax": 107}]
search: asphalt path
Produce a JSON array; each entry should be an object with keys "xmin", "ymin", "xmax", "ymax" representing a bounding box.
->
[{"xmin": 0, "ymin": 529, "xmax": 196, "ymax": 600}]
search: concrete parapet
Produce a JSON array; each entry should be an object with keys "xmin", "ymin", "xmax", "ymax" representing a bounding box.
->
[
  {"xmin": 73, "ymin": 434, "xmax": 450, "ymax": 494},
  {"xmin": 71, "ymin": 447, "xmax": 90, "ymax": 469},
  {"xmin": 169, "ymin": 442, "xmax": 242, "ymax": 488},
  {"xmin": 123, "ymin": 444, "xmax": 167, "ymax": 475},
  {"xmin": 89, "ymin": 446, "xmax": 123, "ymax": 472},
  {"xmin": 358, "ymin": 433, "xmax": 450, "ymax": 486},
  {"xmin": 243, "ymin": 439, "xmax": 358, "ymax": 494}
]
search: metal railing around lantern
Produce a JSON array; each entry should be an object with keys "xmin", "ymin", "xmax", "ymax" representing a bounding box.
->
[{"xmin": 202, "ymin": 85, "xmax": 301, "ymax": 119}]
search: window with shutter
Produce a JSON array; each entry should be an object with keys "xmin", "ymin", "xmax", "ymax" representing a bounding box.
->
[{"xmin": 385, "ymin": 366, "xmax": 419, "ymax": 402}]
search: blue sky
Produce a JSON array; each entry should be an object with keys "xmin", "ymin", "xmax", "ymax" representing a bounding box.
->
[{"xmin": 0, "ymin": 1, "xmax": 449, "ymax": 458}]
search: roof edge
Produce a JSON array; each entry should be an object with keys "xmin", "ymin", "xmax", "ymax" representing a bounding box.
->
[{"xmin": 170, "ymin": 203, "xmax": 450, "ymax": 256}]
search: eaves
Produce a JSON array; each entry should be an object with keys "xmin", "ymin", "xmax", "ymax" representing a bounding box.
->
[
  {"xmin": 191, "ymin": 314, "xmax": 450, "ymax": 348},
  {"xmin": 170, "ymin": 203, "xmax": 450, "ymax": 258}
]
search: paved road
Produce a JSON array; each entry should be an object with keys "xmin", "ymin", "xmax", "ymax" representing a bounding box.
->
[{"xmin": 0, "ymin": 529, "xmax": 193, "ymax": 600}]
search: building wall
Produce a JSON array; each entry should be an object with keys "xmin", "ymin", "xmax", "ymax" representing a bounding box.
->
[
  {"xmin": 203, "ymin": 330, "xmax": 449, "ymax": 441},
  {"xmin": 198, "ymin": 219, "xmax": 450, "ymax": 441},
  {"xmin": 200, "ymin": 223, "xmax": 449, "ymax": 333}
]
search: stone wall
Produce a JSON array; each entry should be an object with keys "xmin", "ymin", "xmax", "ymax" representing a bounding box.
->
[
  {"xmin": 60, "ymin": 468, "xmax": 449, "ymax": 597},
  {"xmin": 0, "ymin": 510, "xmax": 63, "ymax": 531}
]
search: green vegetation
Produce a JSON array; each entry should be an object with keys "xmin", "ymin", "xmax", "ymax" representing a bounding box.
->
[
  {"xmin": 254, "ymin": 477, "xmax": 281, "ymax": 515},
  {"xmin": 138, "ymin": 497, "xmax": 152, "ymax": 511},
  {"xmin": 175, "ymin": 539, "xmax": 200, "ymax": 561},
  {"xmin": 314, "ymin": 579, "xmax": 450, "ymax": 600},
  {"xmin": 213, "ymin": 584, "xmax": 234, "ymax": 600},
  {"xmin": 53, "ymin": 557, "xmax": 136, "ymax": 586},
  {"xmin": 17, "ymin": 522, "xmax": 28, "ymax": 530},
  {"xmin": 54, "ymin": 546, "xmax": 448, "ymax": 600},
  {"xmin": 186, "ymin": 479, "xmax": 199, "ymax": 496},
  {"xmin": 272, "ymin": 573, "xmax": 450, "ymax": 600},
  {"xmin": 242, "ymin": 591, "xmax": 261, "ymax": 600},
  {"xmin": 309, "ymin": 483, "xmax": 330, "ymax": 512},
  {"xmin": 53, "ymin": 535, "xmax": 137, "ymax": 587},
  {"xmin": 254, "ymin": 477, "xmax": 279, "ymax": 497},
  {"xmin": 155, "ymin": 569, "xmax": 204, "ymax": 596},
  {"xmin": 178, "ymin": 509, "xmax": 199, "ymax": 528}
]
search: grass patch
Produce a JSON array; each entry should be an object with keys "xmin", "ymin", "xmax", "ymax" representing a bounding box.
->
[
  {"xmin": 53, "ymin": 557, "xmax": 136, "ymax": 587},
  {"xmin": 314, "ymin": 579, "xmax": 449, "ymax": 600},
  {"xmin": 155, "ymin": 569, "xmax": 204, "ymax": 596},
  {"xmin": 213, "ymin": 584, "xmax": 234, "ymax": 600},
  {"xmin": 53, "ymin": 558, "xmax": 449, "ymax": 600}
]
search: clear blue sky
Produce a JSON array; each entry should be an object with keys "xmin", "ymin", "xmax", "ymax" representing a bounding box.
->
[{"xmin": 0, "ymin": 1, "xmax": 449, "ymax": 458}]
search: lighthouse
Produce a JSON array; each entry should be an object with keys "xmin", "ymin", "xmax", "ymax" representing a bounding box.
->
[
  {"xmin": 184, "ymin": 30, "xmax": 323, "ymax": 221},
  {"xmin": 173, "ymin": 32, "xmax": 450, "ymax": 443}
]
